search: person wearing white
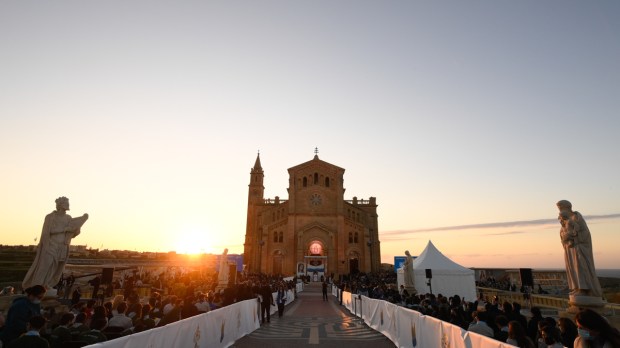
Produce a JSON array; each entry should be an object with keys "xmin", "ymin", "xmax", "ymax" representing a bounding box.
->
[{"xmin": 108, "ymin": 302, "xmax": 133, "ymax": 330}]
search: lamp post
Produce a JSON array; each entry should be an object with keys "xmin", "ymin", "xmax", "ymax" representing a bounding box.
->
[{"xmin": 258, "ymin": 240, "xmax": 265, "ymax": 273}]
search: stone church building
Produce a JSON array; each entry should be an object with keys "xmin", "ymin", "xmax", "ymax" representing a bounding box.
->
[{"xmin": 243, "ymin": 153, "xmax": 380, "ymax": 278}]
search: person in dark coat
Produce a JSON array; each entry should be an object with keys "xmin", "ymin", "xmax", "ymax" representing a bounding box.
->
[
  {"xmin": 49, "ymin": 313, "xmax": 74, "ymax": 348},
  {"xmin": 322, "ymin": 281, "xmax": 328, "ymax": 301},
  {"xmin": 260, "ymin": 284, "xmax": 274, "ymax": 324},
  {"xmin": 88, "ymin": 276, "xmax": 101, "ymax": 299},
  {"xmin": 78, "ymin": 318, "xmax": 108, "ymax": 345},
  {"xmin": 71, "ymin": 286, "xmax": 82, "ymax": 305},
  {"xmin": 276, "ymin": 285, "xmax": 287, "ymax": 318},
  {"xmin": 527, "ymin": 307, "xmax": 544, "ymax": 342},
  {"xmin": 6, "ymin": 315, "xmax": 49, "ymax": 348},
  {"xmin": 0, "ymin": 285, "xmax": 46, "ymax": 346}
]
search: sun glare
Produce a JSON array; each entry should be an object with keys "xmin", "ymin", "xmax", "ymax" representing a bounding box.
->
[{"xmin": 174, "ymin": 228, "xmax": 212, "ymax": 255}]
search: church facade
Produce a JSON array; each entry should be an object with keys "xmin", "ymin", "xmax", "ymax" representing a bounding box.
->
[{"xmin": 243, "ymin": 153, "xmax": 380, "ymax": 277}]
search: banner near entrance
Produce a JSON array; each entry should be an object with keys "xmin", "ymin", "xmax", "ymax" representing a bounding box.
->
[
  {"xmin": 297, "ymin": 262, "xmax": 306, "ymax": 276},
  {"xmin": 394, "ymin": 255, "xmax": 416, "ymax": 272},
  {"xmin": 305, "ymin": 256, "xmax": 326, "ymax": 281}
]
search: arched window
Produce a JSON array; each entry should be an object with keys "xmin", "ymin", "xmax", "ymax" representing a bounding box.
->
[
  {"xmin": 273, "ymin": 231, "xmax": 278, "ymax": 243},
  {"xmin": 325, "ymin": 177, "xmax": 330, "ymax": 187},
  {"xmin": 348, "ymin": 232, "xmax": 353, "ymax": 243},
  {"xmin": 278, "ymin": 231, "xmax": 283, "ymax": 243},
  {"xmin": 314, "ymin": 172, "xmax": 318, "ymax": 184},
  {"xmin": 303, "ymin": 177, "xmax": 307, "ymax": 187},
  {"xmin": 354, "ymin": 232, "xmax": 359, "ymax": 243}
]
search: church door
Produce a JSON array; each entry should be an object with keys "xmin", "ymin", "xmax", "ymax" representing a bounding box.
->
[{"xmin": 349, "ymin": 258, "xmax": 359, "ymax": 274}]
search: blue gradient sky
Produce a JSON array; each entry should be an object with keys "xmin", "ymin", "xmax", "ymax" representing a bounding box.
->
[{"xmin": 1, "ymin": 1, "xmax": 619, "ymax": 268}]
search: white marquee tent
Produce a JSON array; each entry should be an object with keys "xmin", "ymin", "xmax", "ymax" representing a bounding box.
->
[{"xmin": 400, "ymin": 240, "xmax": 476, "ymax": 301}]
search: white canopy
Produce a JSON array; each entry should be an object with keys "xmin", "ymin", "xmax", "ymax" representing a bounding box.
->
[{"xmin": 409, "ymin": 240, "xmax": 476, "ymax": 301}]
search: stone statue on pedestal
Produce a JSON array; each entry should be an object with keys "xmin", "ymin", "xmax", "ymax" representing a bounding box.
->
[
  {"xmin": 557, "ymin": 200, "xmax": 604, "ymax": 315},
  {"xmin": 403, "ymin": 250, "xmax": 416, "ymax": 294},
  {"xmin": 217, "ymin": 248, "xmax": 230, "ymax": 290},
  {"xmin": 22, "ymin": 197, "xmax": 88, "ymax": 290}
]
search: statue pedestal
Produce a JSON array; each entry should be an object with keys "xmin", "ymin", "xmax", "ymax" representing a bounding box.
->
[
  {"xmin": 42, "ymin": 291, "xmax": 70, "ymax": 312},
  {"xmin": 215, "ymin": 280, "xmax": 229, "ymax": 292},
  {"xmin": 404, "ymin": 286, "xmax": 417, "ymax": 296},
  {"xmin": 560, "ymin": 294, "xmax": 606, "ymax": 318}
]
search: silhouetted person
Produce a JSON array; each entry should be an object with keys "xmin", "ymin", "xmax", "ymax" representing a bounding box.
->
[
  {"xmin": 0, "ymin": 285, "xmax": 46, "ymax": 346},
  {"xmin": 89, "ymin": 276, "xmax": 101, "ymax": 299},
  {"xmin": 322, "ymin": 281, "xmax": 328, "ymax": 301},
  {"xmin": 6, "ymin": 315, "xmax": 49, "ymax": 348},
  {"xmin": 276, "ymin": 285, "xmax": 287, "ymax": 318},
  {"xmin": 260, "ymin": 284, "xmax": 274, "ymax": 324}
]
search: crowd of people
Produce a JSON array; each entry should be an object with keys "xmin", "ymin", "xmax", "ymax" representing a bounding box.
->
[
  {"xmin": 2, "ymin": 269, "xmax": 619, "ymax": 348},
  {"xmin": 335, "ymin": 271, "xmax": 620, "ymax": 348},
  {"xmin": 476, "ymin": 278, "xmax": 554, "ymax": 297},
  {"xmin": 0, "ymin": 270, "xmax": 297, "ymax": 348}
]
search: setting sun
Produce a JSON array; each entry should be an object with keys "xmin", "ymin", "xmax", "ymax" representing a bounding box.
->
[{"xmin": 174, "ymin": 228, "xmax": 213, "ymax": 255}]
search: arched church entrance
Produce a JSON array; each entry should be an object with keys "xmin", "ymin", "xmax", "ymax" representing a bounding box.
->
[
  {"xmin": 304, "ymin": 240, "xmax": 327, "ymax": 282},
  {"xmin": 349, "ymin": 251, "xmax": 360, "ymax": 274}
]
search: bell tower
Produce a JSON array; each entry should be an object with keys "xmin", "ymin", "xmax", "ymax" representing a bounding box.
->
[
  {"xmin": 244, "ymin": 153, "xmax": 264, "ymax": 272},
  {"xmin": 248, "ymin": 153, "xmax": 264, "ymax": 203}
]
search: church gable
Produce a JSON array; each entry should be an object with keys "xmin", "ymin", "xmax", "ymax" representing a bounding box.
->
[{"xmin": 288, "ymin": 156, "xmax": 344, "ymax": 190}]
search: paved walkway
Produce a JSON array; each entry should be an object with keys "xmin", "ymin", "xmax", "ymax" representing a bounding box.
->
[{"xmin": 231, "ymin": 283, "xmax": 395, "ymax": 348}]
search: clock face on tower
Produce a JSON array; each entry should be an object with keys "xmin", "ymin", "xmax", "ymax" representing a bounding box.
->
[{"xmin": 310, "ymin": 193, "xmax": 322, "ymax": 206}]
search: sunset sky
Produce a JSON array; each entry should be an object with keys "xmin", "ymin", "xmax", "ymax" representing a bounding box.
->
[{"xmin": 1, "ymin": 1, "xmax": 619, "ymax": 270}]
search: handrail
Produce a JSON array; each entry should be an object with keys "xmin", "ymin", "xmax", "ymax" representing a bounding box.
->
[{"xmin": 476, "ymin": 286, "xmax": 620, "ymax": 315}]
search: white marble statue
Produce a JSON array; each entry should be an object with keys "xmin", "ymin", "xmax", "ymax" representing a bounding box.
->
[
  {"xmin": 403, "ymin": 250, "xmax": 415, "ymax": 288},
  {"xmin": 218, "ymin": 248, "xmax": 230, "ymax": 285},
  {"xmin": 557, "ymin": 200, "xmax": 602, "ymax": 298},
  {"xmin": 22, "ymin": 197, "xmax": 88, "ymax": 290}
]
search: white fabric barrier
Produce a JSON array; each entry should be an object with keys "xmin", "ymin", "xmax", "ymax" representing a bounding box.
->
[
  {"xmin": 335, "ymin": 291, "xmax": 517, "ymax": 348},
  {"xmin": 86, "ymin": 289, "xmax": 297, "ymax": 348}
]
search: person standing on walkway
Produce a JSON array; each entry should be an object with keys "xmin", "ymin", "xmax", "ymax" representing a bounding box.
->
[
  {"xmin": 276, "ymin": 285, "xmax": 287, "ymax": 318},
  {"xmin": 322, "ymin": 281, "xmax": 328, "ymax": 301},
  {"xmin": 260, "ymin": 284, "xmax": 274, "ymax": 324}
]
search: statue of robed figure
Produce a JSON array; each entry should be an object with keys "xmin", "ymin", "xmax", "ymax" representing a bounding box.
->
[{"xmin": 22, "ymin": 197, "xmax": 88, "ymax": 290}]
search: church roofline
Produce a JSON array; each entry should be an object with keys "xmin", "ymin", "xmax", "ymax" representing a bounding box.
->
[{"xmin": 287, "ymin": 155, "xmax": 345, "ymax": 173}]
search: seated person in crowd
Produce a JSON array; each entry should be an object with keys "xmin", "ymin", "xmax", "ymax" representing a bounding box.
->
[
  {"xmin": 49, "ymin": 313, "xmax": 74, "ymax": 348},
  {"xmin": 79, "ymin": 318, "xmax": 108, "ymax": 345},
  {"xmin": 6, "ymin": 315, "xmax": 49, "ymax": 348},
  {"xmin": 107, "ymin": 302, "xmax": 133, "ymax": 330}
]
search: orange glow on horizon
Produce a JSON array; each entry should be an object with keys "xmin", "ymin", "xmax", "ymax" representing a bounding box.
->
[{"xmin": 173, "ymin": 228, "xmax": 216, "ymax": 256}]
